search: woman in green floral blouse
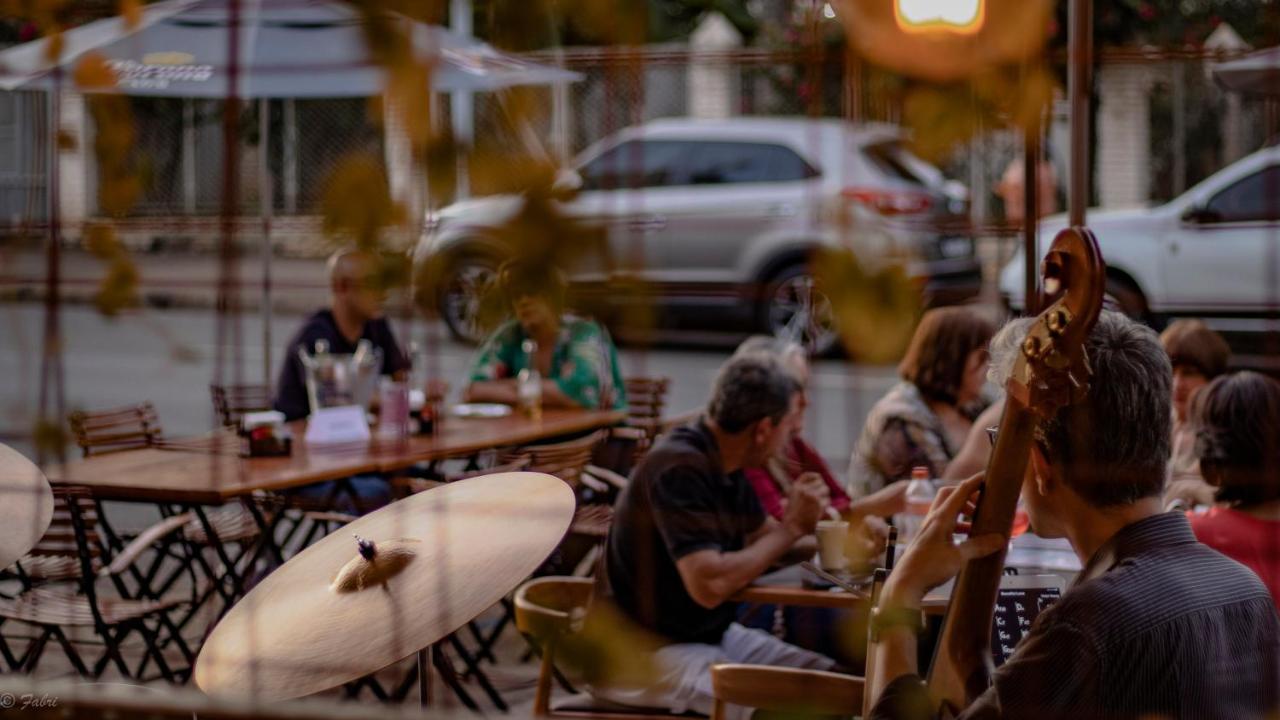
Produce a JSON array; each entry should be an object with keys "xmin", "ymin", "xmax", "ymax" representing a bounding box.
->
[{"xmin": 463, "ymin": 261, "xmax": 627, "ymax": 411}]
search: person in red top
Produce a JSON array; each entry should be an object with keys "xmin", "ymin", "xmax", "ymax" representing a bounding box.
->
[
  {"xmin": 1188, "ymin": 370, "xmax": 1280, "ymax": 609},
  {"xmin": 735, "ymin": 337, "xmax": 907, "ymax": 546}
]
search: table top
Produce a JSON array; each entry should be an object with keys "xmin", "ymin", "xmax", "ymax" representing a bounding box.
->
[
  {"xmin": 43, "ymin": 407, "xmax": 625, "ymax": 504},
  {"xmin": 732, "ymin": 564, "xmax": 949, "ymax": 612}
]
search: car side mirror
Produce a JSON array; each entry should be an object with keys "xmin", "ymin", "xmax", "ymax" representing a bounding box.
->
[
  {"xmin": 1181, "ymin": 205, "xmax": 1222, "ymax": 225},
  {"xmin": 551, "ymin": 168, "xmax": 582, "ymax": 200}
]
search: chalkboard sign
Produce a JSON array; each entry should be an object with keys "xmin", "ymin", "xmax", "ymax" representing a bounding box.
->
[{"xmin": 991, "ymin": 582, "xmax": 1062, "ymax": 666}]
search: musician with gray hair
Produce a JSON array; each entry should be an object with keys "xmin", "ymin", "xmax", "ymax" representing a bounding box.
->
[{"xmin": 867, "ymin": 311, "xmax": 1280, "ymax": 719}]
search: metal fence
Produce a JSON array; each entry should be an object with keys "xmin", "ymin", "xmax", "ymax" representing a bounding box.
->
[{"xmin": 0, "ymin": 46, "xmax": 1272, "ymax": 236}]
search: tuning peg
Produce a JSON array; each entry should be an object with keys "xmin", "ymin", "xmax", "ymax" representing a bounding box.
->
[
  {"xmin": 1022, "ymin": 335, "xmax": 1041, "ymax": 358},
  {"xmin": 1046, "ymin": 309, "xmax": 1068, "ymax": 335}
]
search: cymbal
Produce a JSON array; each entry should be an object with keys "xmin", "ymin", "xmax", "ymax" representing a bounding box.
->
[
  {"xmin": 0, "ymin": 443, "xmax": 54, "ymax": 571},
  {"xmin": 195, "ymin": 471, "xmax": 575, "ymax": 701}
]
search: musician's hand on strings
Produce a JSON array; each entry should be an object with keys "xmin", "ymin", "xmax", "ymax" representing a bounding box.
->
[{"xmin": 881, "ymin": 473, "xmax": 1006, "ymax": 608}]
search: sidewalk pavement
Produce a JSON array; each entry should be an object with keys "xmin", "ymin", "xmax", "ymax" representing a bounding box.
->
[{"xmin": 1, "ymin": 246, "xmax": 339, "ymax": 314}]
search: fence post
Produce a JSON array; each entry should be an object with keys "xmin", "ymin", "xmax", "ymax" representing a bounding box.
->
[{"xmin": 688, "ymin": 14, "xmax": 742, "ymax": 119}]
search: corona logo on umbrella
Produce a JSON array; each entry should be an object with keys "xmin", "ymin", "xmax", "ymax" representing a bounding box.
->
[{"xmin": 838, "ymin": 0, "xmax": 1050, "ymax": 81}]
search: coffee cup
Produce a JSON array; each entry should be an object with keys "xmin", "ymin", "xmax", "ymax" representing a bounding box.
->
[{"xmin": 815, "ymin": 519, "xmax": 849, "ymax": 571}]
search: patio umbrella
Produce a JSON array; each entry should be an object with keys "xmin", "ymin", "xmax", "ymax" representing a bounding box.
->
[
  {"xmin": 0, "ymin": 0, "xmax": 580, "ymax": 385},
  {"xmin": 1213, "ymin": 46, "xmax": 1280, "ymax": 97}
]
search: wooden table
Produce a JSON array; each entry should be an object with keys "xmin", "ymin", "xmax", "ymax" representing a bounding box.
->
[
  {"xmin": 43, "ymin": 407, "xmax": 626, "ymax": 504},
  {"xmin": 734, "ymin": 564, "xmax": 950, "ymax": 612},
  {"xmin": 40, "ymin": 407, "xmax": 625, "ymax": 629}
]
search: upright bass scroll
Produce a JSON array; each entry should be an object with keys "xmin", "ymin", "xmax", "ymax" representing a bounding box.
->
[{"xmin": 923, "ymin": 226, "xmax": 1104, "ymax": 714}]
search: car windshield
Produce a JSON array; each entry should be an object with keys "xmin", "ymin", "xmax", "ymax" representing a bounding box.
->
[{"xmin": 863, "ymin": 140, "xmax": 943, "ymax": 188}]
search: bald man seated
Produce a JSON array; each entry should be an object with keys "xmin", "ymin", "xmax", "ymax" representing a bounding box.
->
[{"xmin": 273, "ymin": 249, "xmax": 411, "ymax": 421}]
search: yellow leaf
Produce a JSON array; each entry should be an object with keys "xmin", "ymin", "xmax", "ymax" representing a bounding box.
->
[
  {"xmin": 93, "ymin": 256, "xmax": 139, "ymax": 316},
  {"xmin": 43, "ymin": 31, "xmax": 64, "ymax": 63},
  {"xmin": 73, "ymin": 51, "xmax": 117, "ymax": 90},
  {"xmin": 83, "ymin": 222, "xmax": 122, "ymax": 259},
  {"xmin": 32, "ymin": 418, "xmax": 70, "ymax": 460},
  {"xmin": 119, "ymin": 0, "xmax": 141, "ymax": 28},
  {"xmin": 814, "ymin": 246, "xmax": 921, "ymax": 364},
  {"xmin": 320, "ymin": 152, "xmax": 405, "ymax": 247}
]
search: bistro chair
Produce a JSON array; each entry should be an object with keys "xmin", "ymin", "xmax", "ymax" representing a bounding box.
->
[
  {"xmin": 0, "ymin": 486, "xmax": 195, "ymax": 682},
  {"xmin": 593, "ymin": 377, "xmax": 670, "ymax": 474},
  {"xmin": 469, "ymin": 433, "xmax": 614, "ymax": 662},
  {"xmin": 209, "ymin": 384, "xmax": 273, "ymax": 428},
  {"xmin": 515, "ymin": 576, "xmax": 693, "ymax": 719},
  {"xmin": 708, "ymin": 529, "xmax": 900, "ymax": 720},
  {"xmin": 709, "ymin": 664, "xmax": 862, "ymax": 720},
  {"xmin": 623, "ymin": 377, "xmax": 670, "ymax": 432},
  {"xmin": 391, "ymin": 455, "xmax": 533, "ymax": 499},
  {"xmin": 499, "ymin": 430, "xmax": 608, "ymax": 490},
  {"xmin": 66, "ymin": 404, "xmax": 263, "ymax": 544},
  {"xmin": 65, "ymin": 403, "xmax": 274, "ymax": 645},
  {"xmin": 68, "ymin": 402, "xmax": 164, "ymax": 457}
]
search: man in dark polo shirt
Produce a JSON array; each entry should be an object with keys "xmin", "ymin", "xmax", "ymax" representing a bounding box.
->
[
  {"xmin": 595, "ymin": 353, "xmax": 835, "ymax": 718},
  {"xmin": 271, "ymin": 248, "xmax": 410, "ymax": 512},
  {"xmin": 867, "ymin": 312, "xmax": 1280, "ymax": 719},
  {"xmin": 273, "ymin": 248, "xmax": 410, "ymax": 421}
]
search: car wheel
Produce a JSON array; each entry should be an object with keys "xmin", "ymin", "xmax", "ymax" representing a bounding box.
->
[
  {"xmin": 762, "ymin": 264, "xmax": 839, "ymax": 357},
  {"xmin": 440, "ymin": 256, "xmax": 499, "ymax": 344}
]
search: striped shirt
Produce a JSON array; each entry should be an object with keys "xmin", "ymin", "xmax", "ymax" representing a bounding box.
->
[{"xmin": 872, "ymin": 512, "xmax": 1280, "ymax": 720}]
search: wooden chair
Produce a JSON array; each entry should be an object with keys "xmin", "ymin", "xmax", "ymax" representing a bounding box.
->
[
  {"xmin": 210, "ymin": 384, "xmax": 273, "ymax": 428},
  {"xmin": 620, "ymin": 377, "xmax": 670, "ymax": 450},
  {"xmin": 708, "ymin": 528, "xmax": 900, "ymax": 720},
  {"xmin": 67, "ymin": 403, "xmax": 260, "ymax": 541},
  {"xmin": 68, "ymin": 403, "xmax": 164, "ymax": 457},
  {"xmin": 391, "ymin": 455, "xmax": 532, "ymax": 499},
  {"xmin": 474, "ymin": 435, "xmax": 613, "ymax": 662},
  {"xmin": 0, "ymin": 486, "xmax": 194, "ymax": 681},
  {"xmin": 500, "ymin": 430, "xmax": 607, "ymax": 489},
  {"xmin": 709, "ymin": 664, "xmax": 863, "ymax": 720},
  {"xmin": 515, "ymin": 576, "xmax": 682, "ymax": 719}
]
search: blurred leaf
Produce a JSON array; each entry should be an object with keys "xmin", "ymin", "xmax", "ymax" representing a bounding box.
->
[
  {"xmin": 42, "ymin": 29, "xmax": 63, "ymax": 62},
  {"xmin": 119, "ymin": 0, "xmax": 141, "ymax": 28},
  {"xmin": 55, "ymin": 128, "xmax": 77, "ymax": 151},
  {"xmin": 468, "ymin": 148, "xmax": 557, "ymax": 197},
  {"xmin": 370, "ymin": 249, "xmax": 411, "ymax": 293},
  {"xmin": 32, "ymin": 418, "xmax": 69, "ymax": 459},
  {"xmin": 814, "ymin": 246, "xmax": 920, "ymax": 364},
  {"xmin": 555, "ymin": 597, "xmax": 660, "ymax": 687},
  {"xmin": 93, "ymin": 256, "xmax": 139, "ymax": 316},
  {"xmin": 320, "ymin": 152, "xmax": 406, "ymax": 249},
  {"xmin": 902, "ymin": 84, "xmax": 981, "ymax": 163},
  {"xmin": 83, "ymin": 222, "xmax": 122, "ymax": 259},
  {"xmin": 384, "ymin": 60, "xmax": 434, "ymax": 155},
  {"xmin": 72, "ymin": 51, "xmax": 116, "ymax": 89}
]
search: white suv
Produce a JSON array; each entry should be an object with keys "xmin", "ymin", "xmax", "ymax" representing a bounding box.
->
[
  {"xmin": 1000, "ymin": 142, "xmax": 1280, "ymax": 362},
  {"xmin": 415, "ymin": 117, "xmax": 980, "ymax": 354}
]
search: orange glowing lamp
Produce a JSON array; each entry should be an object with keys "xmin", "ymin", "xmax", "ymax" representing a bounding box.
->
[
  {"xmin": 894, "ymin": 0, "xmax": 985, "ymax": 35},
  {"xmin": 839, "ymin": 0, "xmax": 1048, "ymax": 81}
]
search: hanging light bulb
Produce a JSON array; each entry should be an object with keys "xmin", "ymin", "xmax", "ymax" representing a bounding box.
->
[
  {"xmin": 895, "ymin": 0, "xmax": 984, "ymax": 35},
  {"xmin": 837, "ymin": 0, "xmax": 1049, "ymax": 82}
]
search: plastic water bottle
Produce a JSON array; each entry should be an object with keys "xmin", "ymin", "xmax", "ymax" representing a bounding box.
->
[
  {"xmin": 897, "ymin": 466, "xmax": 937, "ymax": 544},
  {"xmin": 517, "ymin": 338, "xmax": 543, "ymax": 420}
]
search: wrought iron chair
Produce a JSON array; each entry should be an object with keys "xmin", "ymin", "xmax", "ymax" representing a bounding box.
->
[{"xmin": 0, "ymin": 486, "xmax": 195, "ymax": 682}]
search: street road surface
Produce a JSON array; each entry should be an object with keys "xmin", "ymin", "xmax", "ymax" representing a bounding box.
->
[{"xmin": 0, "ymin": 303, "xmax": 900, "ymax": 478}]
